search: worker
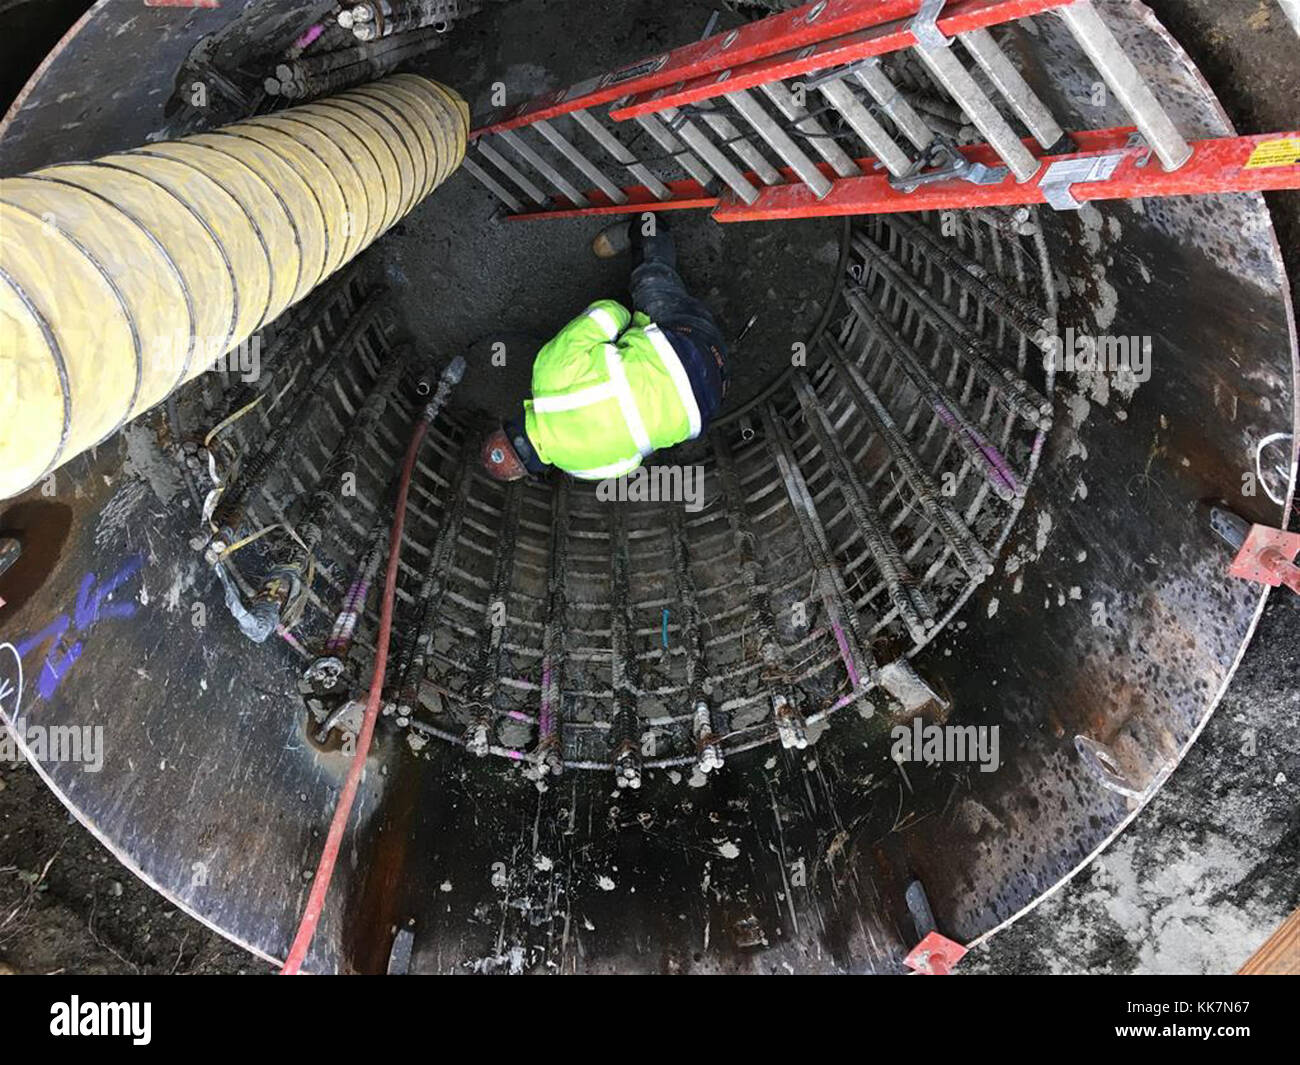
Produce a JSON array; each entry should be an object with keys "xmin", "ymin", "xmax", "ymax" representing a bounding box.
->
[{"xmin": 480, "ymin": 213, "xmax": 728, "ymax": 482}]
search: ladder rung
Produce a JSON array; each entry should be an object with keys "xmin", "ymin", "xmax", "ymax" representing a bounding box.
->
[
  {"xmin": 725, "ymin": 88, "xmax": 833, "ymax": 199},
  {"xmin": 661, "ymin": 107, "xmax": 761, "ymax": 205},
  {"xmin": 1058, "ymin": 0, "xmax": 1191, "ymax": 171},
  {"xmin": 533, "ymin": 117, "xmax": 629, "ymax": 204},
  {"xmin": 958, "ymin": 27, "xmax": 1064, "ymax": 150},
  {"xmin": 851, "ymin": 61, "xmax": 935, "ymax": 152},
  {"xmin": 460, "ymin": 155, "xmax": 523, "ymax": 212},
  {"xmin": 497, "ymin": 128, "xmax": 591, "ymax": 207},
  {"xmin": 816, "ymin": 79, "xmax": 913, "ymax": 179},
  {"xmin": 694, "ymin": 102, "xmax": 784, "ymax": 187},
  {"xmin": 570, "ymin": 109, "xmax": 672, "ymax": 201},
  {"xmin": 634, "ymin": 113, "xmax": 715, "ymax": 188},
  {"xmin": 911, "ymin": 41, "xmax": 1041, "ymax": 182},
  {"xmin": 475, "ymin": 139, "xmax": 547, "ymax": 205},
  {"xmin": 758, "ymin": 81, "xmax": 861, "ymax": 179}
]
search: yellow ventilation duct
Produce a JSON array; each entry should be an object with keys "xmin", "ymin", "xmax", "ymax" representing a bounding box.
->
[{"xmin": 0, "ymin": 74, "xmax": 467, "ymax": 500}]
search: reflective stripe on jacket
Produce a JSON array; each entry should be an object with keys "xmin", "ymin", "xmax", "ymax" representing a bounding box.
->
[{"xmin": 523, "ymin": 300, "xmax": 702, "ymax": 480}]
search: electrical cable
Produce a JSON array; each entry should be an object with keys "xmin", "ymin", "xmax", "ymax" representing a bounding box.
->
[{"xmin": 279, "ymin": 406, "xmax": 431, "ymax": 975}]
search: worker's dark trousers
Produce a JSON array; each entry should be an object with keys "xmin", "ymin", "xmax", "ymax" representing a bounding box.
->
[{"xmin": 629, "ymin": 221, "xmax": 729, "ymax": 426}]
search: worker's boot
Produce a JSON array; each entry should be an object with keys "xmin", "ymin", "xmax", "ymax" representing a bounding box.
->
[
  {"xmin": 592, "ymin": 212, "xmax": 675, "ymax": 265},
  {"xmin": 591, "ymin": 219, "xmax": 634, "ymax": 258},
  {"xmin": 629, "ymin": 211, "xmax": 676, "ymax": 269}
]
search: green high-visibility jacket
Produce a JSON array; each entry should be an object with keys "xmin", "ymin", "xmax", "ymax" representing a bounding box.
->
[{"xmin": 523, "ymin": 300, "xmax": 703, "ymax": 480}]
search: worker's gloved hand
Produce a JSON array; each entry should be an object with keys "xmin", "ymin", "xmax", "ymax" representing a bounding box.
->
[{"xmin": 481, "ymin": 426, "xmax": 528, "ymax": 481}]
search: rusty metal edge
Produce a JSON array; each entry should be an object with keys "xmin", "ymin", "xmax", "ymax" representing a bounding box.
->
[{"xmin": 967, "ymin": 0, "xmax": 1300, "ymax": 957}]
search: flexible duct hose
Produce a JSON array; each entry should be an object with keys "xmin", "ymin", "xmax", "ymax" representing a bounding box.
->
[{"xmin": 0, "ymin": 74, "xmax": 467, "ymax": 500}]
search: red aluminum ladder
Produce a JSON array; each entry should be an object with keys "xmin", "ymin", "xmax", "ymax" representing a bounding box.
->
[{"xmin": 457, "ymin": 0, "xmax": 1300, "ymax": 223}]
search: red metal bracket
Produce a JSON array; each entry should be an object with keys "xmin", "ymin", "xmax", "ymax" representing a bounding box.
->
[
  {"xmin": 904, "ymin": 931, "xmax": 969, "ymax": 974},
  {"xmin": 1229, "ymin": 525, "xmax": 1300, "ymax": 595}
]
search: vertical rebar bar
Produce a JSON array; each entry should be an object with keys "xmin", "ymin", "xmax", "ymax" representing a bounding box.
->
[
  {"xmin": 793, "ymin": 372, "xmax": 935, "ymax": 643},
  {"xmin": 211, "ymin": 293, "xmax": 386, "ymax": 534},
  {"xmin": 762, "ymin": 405, "xmax": 877, "ymax": 691},
  {"xmin": 609, "ymin": 504, "xmax": 643, "ymax": 789},
  {"xmin": 389, "ymin": 454, "xmax": 470, "ymax": 707},
  {"xmin": 843, "ymin": 285, "xmax": 1024, "ymax": 501},
  {"xmin": 823, "ymin": 335, "xmax": 994, "ymax": 580},
  {"xmin": 537, "ymin": 474, "xmax": 570, "ymax": 777},
  {"xmin": 668, "ymin": 505, "xmax": 722, "ymax": 773},
  {"xmin": 467, "ymin": 483, "xmax": 522, "ymax": 755},
  {"xmin": 853, "ymin": 230, "xmax": 1052, "ymax": 427},
  {"xmin": 712, "ymin": 432, "xmax": 782, "ymax": 667},
  {"xmin": 887, "ymin": 215, "xmax": 1053, "ymax": 342}
]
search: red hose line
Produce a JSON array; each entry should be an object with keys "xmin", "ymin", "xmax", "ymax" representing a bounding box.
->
[{"xmin": 280, "ymin": 414, "xmax": 431, "ymax": 975}]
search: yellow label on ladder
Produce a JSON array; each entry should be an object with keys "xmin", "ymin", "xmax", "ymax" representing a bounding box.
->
[{"xmin": 1245, "ymin": 138, "xmax": 1300, "ymax": 169}]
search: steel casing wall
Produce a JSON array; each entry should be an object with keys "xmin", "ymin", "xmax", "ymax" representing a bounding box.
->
[{"xmin": 0, "ymin": 73, "xmax": 467, "ymax": 499}]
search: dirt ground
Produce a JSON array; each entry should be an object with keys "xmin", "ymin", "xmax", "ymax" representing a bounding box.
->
[{"xmin": 0, "ymin": 0, "xmax": 1296, "ymax": 975}]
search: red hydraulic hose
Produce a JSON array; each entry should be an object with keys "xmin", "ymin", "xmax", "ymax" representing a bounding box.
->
[{"xmin": 280, "ymin": 413, "xmax": 430, "ymax": 975}]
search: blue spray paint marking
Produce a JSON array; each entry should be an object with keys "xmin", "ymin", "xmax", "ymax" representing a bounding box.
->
[
  {"xmin": 15, "ymin": 554, "xmax": 144, "ymax": 701},
  {"xmin": 662, "ymin": 608, "xmax": 669, "ymax": 649}
]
